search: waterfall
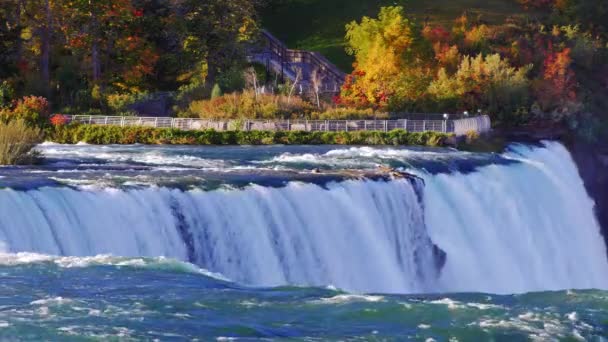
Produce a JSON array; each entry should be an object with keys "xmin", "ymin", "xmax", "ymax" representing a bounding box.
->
[{"xmin": 0, "ymin": 142, "xmax": 607, "ymax": 294}]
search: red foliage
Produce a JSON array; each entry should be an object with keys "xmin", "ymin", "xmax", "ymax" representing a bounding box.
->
[
  {"xmin": 13, "ymin": 96, "xmax": 50, "ymax": 117},
  {"xmin": 544, "ymin": 48, "xmax": 577, "ymax": 99},
  {"xmin": 50, "ymin": 114, "xmax": 70, "ymax": 126},
  {"xmin": 423, "ymin": 26, "xmax": 451, "ymax": 43},
  {"xmin": 535, "ymin": 48, "xmax": 577, "ymax": 109}
]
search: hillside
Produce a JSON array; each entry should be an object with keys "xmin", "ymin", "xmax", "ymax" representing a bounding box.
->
[{"xmin": 261, "ymin": 0, "xmax": 529, "ymax": 71}]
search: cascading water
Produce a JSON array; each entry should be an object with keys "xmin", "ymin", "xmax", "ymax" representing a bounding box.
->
[{"xmin": 0, "ymin": 141, "xmax": 606, "ymax": 294}]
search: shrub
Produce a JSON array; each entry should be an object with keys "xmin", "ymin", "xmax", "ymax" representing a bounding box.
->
[
  {"xmin": 311, "ymin": 107, "xmax": 388, "ymax": 120},
  {"xmin": 46, "ymin": 124, "xmax": 453, "ymax": 147},
  {"xmin": 465, "ymin": 129, "xmax": 480, "ymax": 144},
  {"xmin": 0, "ymin": 81, "xmax": 14, "ymax": 109},
  {"xmin": 0, "ymin": 119, "xmax": 43, "ymax": 165},
  {"xmin": 50, "ymin": 114, "xmax": 70, "ymax": 126},
  {"xmin": 106, "ymin": 92, "xmax": 150, "ymax": 113},
  {"xmin": 0, "ymin": 96, "xmax": 51, "ymax": 127},
  {"xmin": 189, "ymin": 90, "xmax": 314, "ymax": 119}
]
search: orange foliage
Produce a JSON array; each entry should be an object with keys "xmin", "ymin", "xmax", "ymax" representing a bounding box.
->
[
  {"xmin": 50, "ymin": 114, "xmax": 70, "ymax": 126},
  {"xmin": 535, "ymin": 48, "xmax": 577, "ymax": 109},
  {"xmin": 422, "ymin": 25, "xmax": 451, "ymax": 43}
]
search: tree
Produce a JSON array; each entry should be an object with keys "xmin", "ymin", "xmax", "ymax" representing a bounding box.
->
[
  {"xmin": 534, "ymin": 47, "xmax": 577, "ymax": 111},
  {"xmin": 0, "ymin": 1, "xmax": 21, "ymax": 79},
  {"xmin": 429, "ymin": 54, "xmax": 532, "ymax": 122},
  {"xmin": 310, "ymin": 67, "xmax": 325, "ymax": 108},
  {"xmin": 341, "ymin": 6, "xmax": 419, "ymax": 109},
  {"xmin": 287, "ymin": 66, "xmax": 302, "ymax": 104},
  {"xmin": 180, "ymin": 0, "xmax": 259, "ymax": 91}
]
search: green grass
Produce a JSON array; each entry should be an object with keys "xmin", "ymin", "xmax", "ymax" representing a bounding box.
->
[{"xmin": 262, "ymin": 0, "xmax": 528, "ymax": 72}]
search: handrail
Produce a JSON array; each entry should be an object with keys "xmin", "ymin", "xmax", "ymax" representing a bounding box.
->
[
  {"xmin": 65, "ymin": 115, "xmax": 492, "ymax": 135},
  {"xmin": 259, "ymin": 30, "xmax": 347, "ymax": 82}
]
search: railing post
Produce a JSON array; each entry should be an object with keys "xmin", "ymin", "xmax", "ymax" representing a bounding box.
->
[
  {"xmin": 443, "ymin": 120, "xmax": 447, "ymax": 133},
  {"xmin": 104, "ymin": 117, "xmax": 108, "ymax": 125},
  {"xmin": 287, "ymin": 119, "xmax": 290, "ymax": 131},
  {"xmin": 171, "ymin": 118, "xmax": 175, "ymax": 128},
  {"xmin": 89, "ymin": 115, "xmax": 92, "ymax": 124},
  {"xmin": 423, "ymin": 120, "xmax": 427, "ymax": 132},
  {"xmin": 404, "ymin": 119, "xmax": 407, "ymax": 131},
  {"xmin": 120, "ymin": 117, "xmax": 125, "ymax": 127},
  {"xmin": 325, "ymin": 120, "xmax": 329, "ymax": 132},
  {"xmin": 155, "ymin": 117, "xmax": 158, "ymax": 128},
  {"xmin": 345, "ymin": 120, "xmax": 348, "ymax": 132},
  {"xmin": 384, "ymin": 120, "xmax": 387, "ymax": 132}
]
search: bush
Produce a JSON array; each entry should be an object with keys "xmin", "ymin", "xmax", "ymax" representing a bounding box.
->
[
  {"xmin": 189, "ymin": 90, "xmax": 314, "ymax": 119},
  {"xmin": 46, "ymin": 124, "xmax": 453, "ymax": 147},
  {"xmin": 311, "ymin": 107, "xmax": 388, "ymax": 120},
  {"xmin": 50, "ymin": 114, "xmax": 70, "ymax": 126},
  {"xmin": 0, "ymin": 119, "xmax": 43, "ymax": 165},
  {"xmin": 0, "ymin": 96, "xmax": 50, "ymax": 127},
  {"xmin": 0, "ymin": 81, "xmax": 14, "ymax": 109},
  {"xmin": 106, "ymin": 92, "xmax": 150, "ymax": 113}
]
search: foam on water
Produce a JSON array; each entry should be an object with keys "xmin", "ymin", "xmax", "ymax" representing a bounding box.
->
[
  {"xmin": 0, "ymin": 252, "xmax": 229, "ymax": 281},
  {"xmin": 1, "ymin": 141, "xmax": 607, "ymax": 295}
]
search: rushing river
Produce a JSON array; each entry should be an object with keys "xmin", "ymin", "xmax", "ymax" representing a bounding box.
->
[{"xmin": 0, "ymin": 141, "xmax": 607, "ymax": 340}]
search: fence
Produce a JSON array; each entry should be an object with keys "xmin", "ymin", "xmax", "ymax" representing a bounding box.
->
[{"xmin": 66, "ymin": 115, "xmax": 491, "ymax": 135}]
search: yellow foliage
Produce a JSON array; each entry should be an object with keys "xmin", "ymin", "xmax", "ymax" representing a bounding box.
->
[{"xmin": 344, "ymin": 6, "xmax": 417, "ymax": 106}]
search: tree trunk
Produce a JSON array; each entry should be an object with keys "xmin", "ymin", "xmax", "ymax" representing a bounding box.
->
[
  {"xmin": 41, "ymin": 0, "xmax": 51, "ymax": 97},
  {"xmin": 91, "ymin": 40, "xmax": 101, "ymax": 82},
  {"xmin": 204, "ymin": 55, "xmax": 218, "ymax": 96},
  {"xmin": 16, "ymin": 0, "xmax": 25, "ymax": 66},
  {"xmin": 89, "ymin": 1, "xmax": 101, "ymax": 84}
]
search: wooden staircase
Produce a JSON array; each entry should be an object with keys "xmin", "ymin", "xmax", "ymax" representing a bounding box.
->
[{"xmin": 248, "ymin": 30, "xmax": 347, "ymax": 94}]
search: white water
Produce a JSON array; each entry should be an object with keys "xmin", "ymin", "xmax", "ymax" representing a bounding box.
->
[{"xmin": 1, "ymin": 142, "xmax": 607, "ymax": 294}]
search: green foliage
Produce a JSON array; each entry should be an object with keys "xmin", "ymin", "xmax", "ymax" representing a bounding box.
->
[
  {"xmin": 310, "ymin": 107, "xmax": 387, "ymax": 120},
  {"xmin": 211, "ymin": 84, "xmax": 223, "ymax": 99},
  {"xmin": 428, "ymin": 54, "xmax": 532, "ymax": 124},
  {"xmin": 106, "ymin": 92, "xmax": 150, "ymax": 113},
  {"xmin": 47, "ymin": 124, "xmax": 452, "ymax": 147},
  {"xmin": 0, "ymin": 81, "xmax": 15, "ymax": 109},
  {"xmin": 0, "ymin": 119, "xmax": 43, "ymax": 165}
]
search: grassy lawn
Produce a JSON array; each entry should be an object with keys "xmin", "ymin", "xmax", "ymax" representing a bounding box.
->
[{"xmin": 262, "ymin": 0, "xmax": 527, "ymax": 72}]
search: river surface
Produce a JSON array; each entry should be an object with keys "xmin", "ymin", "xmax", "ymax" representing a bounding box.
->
[{"xmin": 0, "ymin": 142, "xmax": 607, "ymax": 340}]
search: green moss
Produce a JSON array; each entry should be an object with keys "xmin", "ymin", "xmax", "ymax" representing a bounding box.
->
[{"xmin": 46, "ymin": 123, "xmax": 453, "ymax": 147}]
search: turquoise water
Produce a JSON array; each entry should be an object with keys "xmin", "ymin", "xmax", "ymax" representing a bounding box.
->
[
  {"xmin": 2, "ymin": 143, "xmax": 608, "ymax": 340},
  {"xmin": 1, "ymin": 256, "xmax": 607, "ymax": 340}
]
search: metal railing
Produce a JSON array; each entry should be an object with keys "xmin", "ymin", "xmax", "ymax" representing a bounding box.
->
[{"xmin": 66, "ymin": 115, "xmax": 491, "ymax": 135}]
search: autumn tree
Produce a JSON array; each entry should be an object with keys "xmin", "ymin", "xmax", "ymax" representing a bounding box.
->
[
  {"xmin": 429, "ymin": 54, "xmax": 532, "ymax": 123},
  {"xmin": 179, "ymin": 0, "xmax": 259, "ymax": 92},
  {"xmin": 340, "ymin": 6, "xmax": 424, "ymax": 110},
  {"xmin": 534, "ymin": 47, "xmax": 577, "ymax": 111}
]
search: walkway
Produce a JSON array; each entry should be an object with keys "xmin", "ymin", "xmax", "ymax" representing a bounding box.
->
[{"xmin": 66, "ymin": 115, "xmax": 491, "ymax": 136}]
